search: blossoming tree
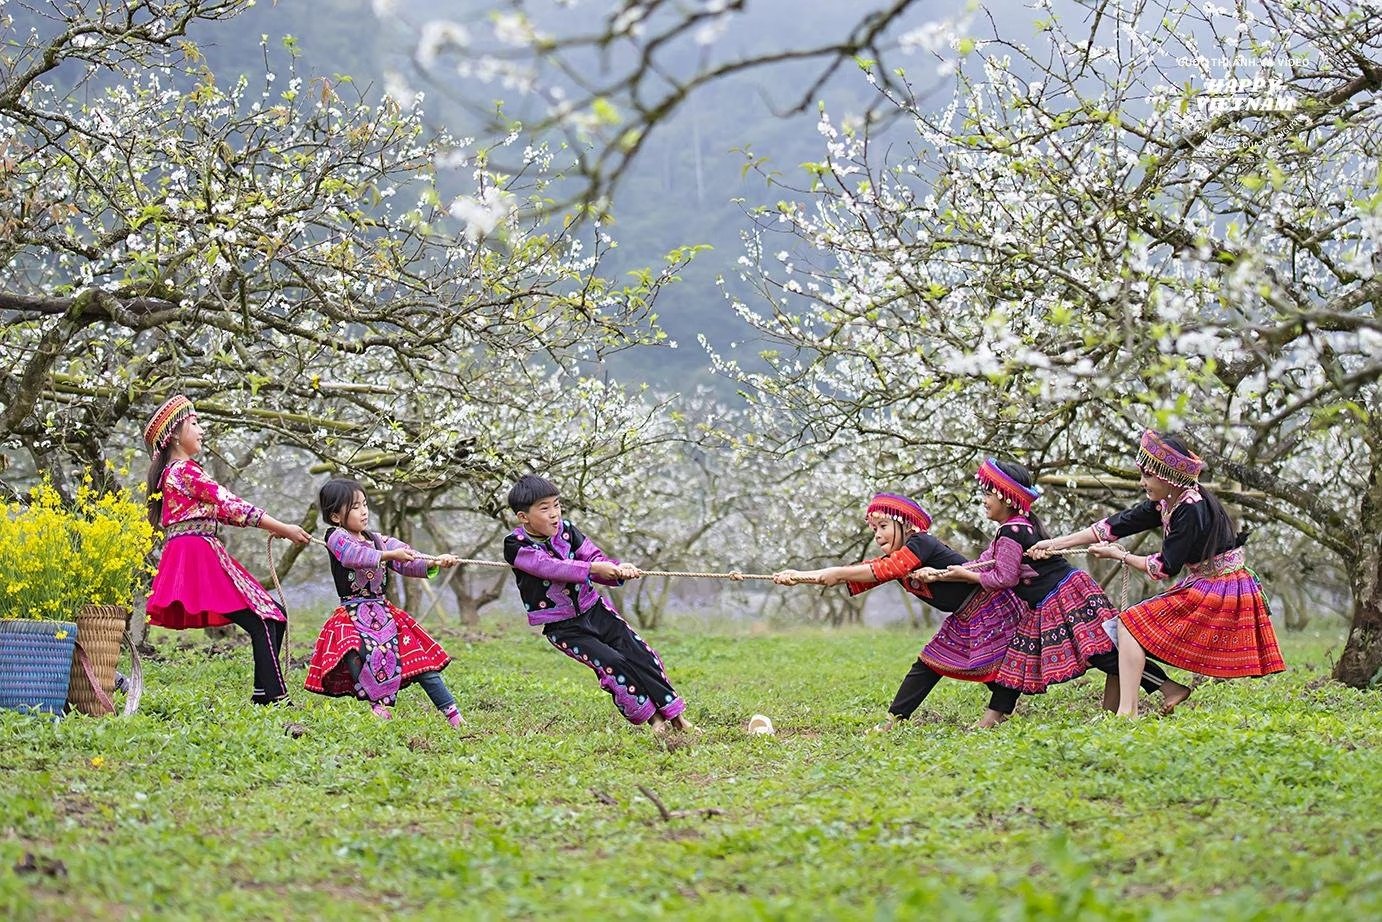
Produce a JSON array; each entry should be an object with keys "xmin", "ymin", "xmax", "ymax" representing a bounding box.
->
[
  {"xmin": 0, "ymin": 1, "xmax": 696, "ymax": 531},
  {"xmin": 712, "ymin": 0, "xmax": 1382, "ymax": 686}
]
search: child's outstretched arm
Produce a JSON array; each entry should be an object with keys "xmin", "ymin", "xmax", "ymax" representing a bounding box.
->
[
  {"xmin": 940, "ymin": 536, "xmax": 1022, "ymax": 588},
  {"xmin": 507, "ymin": 542, "xmax": 598, "ymax": 586},
  {"xmin": 377, "ymin": 535, "xmax": 437, "ymax": 579},
  {"xmin": 568, "ymin": 524, "xmax": 639, "ymax": 584},
  {"xmin": 773, "ymin": 562, "xmax": 872, "ymax": 587}
]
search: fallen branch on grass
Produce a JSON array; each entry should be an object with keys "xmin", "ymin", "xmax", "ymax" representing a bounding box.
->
[{"xmin": 637, "ymin": 784, "xmax": 725, "ymax": 822}]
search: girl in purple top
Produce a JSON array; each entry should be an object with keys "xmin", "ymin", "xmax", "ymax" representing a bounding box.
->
[{"xmin": 503, "ymin": 474, "xmax": 692, "ymax": 733}]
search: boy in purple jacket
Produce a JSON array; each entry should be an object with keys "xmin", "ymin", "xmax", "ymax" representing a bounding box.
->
[{"xmin": 503, "ymin": 475, "xmax": 693, "ymax": 732}]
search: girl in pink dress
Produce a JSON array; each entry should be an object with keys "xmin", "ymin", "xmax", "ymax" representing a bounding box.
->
[{"xmin": 143, "ymin": 395, "xmax": 311, "ymax": 704}]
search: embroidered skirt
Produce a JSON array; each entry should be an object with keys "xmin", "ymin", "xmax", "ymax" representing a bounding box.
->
[
  {"xmin": 304, "ymin": 600, "xmax": 450, "ymax": 702},
  {"xmin": 918, "ymin": 588, "xmax": 1025, "ymax": 682},
  {"xmin": 1119, "ymin": 548, "xmax": 1285, "ymax": 678},
  {"xmin": 996, "ymin": 570, "xmax": 1117, "ymax": 693},
  {"xmin": 147, "ymin": 533, "xmax": 283, "ymax": 630}
]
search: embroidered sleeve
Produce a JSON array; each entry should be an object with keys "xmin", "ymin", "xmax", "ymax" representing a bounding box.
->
[
  {"xmin": 869, "ymin": 546, "xmax": 923, "ymax": 583},
  {"xmin": 976, "ymin": 536, "xmax": 1024, "ymax": 590},
  {"xmin": 327, "ymin": 528, "xmax": 382, "ymax": 570},
  {"xmin": 568, "ymin": 522, "xmax": 622, "ymax": 586},
  {"xmin": 846, "ymin": 578, "xmax": 881, "ymax": 597},
  {"xmin": 1145, "ymin": 553, "xmax": 1169, "ymax": 581},
  {"xmin": 378, "ymin": 534, "xmax": 434, "ymax": 579},
  {"xmin": 173, "ymin": 462, "xmax": 263, "ymax": 527},
  {"xmin": 1095, "ymin": 501, "xmax": 1161, "ymax": 541},
  {"xmin": 507, "ymin": 542, "xmax": 592, "ymax": 585}
]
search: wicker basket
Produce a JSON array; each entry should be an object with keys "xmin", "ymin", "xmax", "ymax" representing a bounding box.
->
[
  {"xmin": 68, "ymin": 605, "xmax": 130, "ymax": 716},
  {"xmin": 0, "ymin": 618, "xmax": 78, "ymax": 716}
]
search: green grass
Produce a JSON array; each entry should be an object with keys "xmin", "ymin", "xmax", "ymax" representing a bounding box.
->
[{"xmin": 1, "ymin": 620, "xmax": 1377, "ymax": 921}]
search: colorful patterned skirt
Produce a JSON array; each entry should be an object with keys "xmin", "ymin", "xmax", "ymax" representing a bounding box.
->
[
  {"xmin": 1119, "ymin": 548, "xmax": 1285, "ymax": 678},
  {"xmin": 996, "ymin": 570, "xmax": 1117, "ymax": 693},
  {"xmin": 147, "ymin": 533, "xmax": 283, "ymax": 630},
  {"xmin": 918, "ymin": 587, "xmax": 1026, "ymax": 682},
  {"xmin": 304, "ymin": 599, "xmax": 450, "ymax": 703}
]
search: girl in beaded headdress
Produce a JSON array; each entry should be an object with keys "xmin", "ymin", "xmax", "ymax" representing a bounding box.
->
[
  {"xmin": 926, "ymin": 459, "xmax": 1188, "ymax": 721},
  {"xmin": 304, "ymin": 478, "xmax": 466, "ymax": 727},
  {"xmin": 773, "ymin": 492, "xmax": 1029, "ymax": 730},
  {"xmin": 143, "ymin": 395, "xmax": 312, "ymax": 705},
  {"xmin": 1030, "ymin": 431, "xmax": 1285, "ymax": 717}
]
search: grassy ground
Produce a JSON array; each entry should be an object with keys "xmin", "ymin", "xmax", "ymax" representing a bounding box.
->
[{"xmin": 1, "ymin": 618, "xmax": 1377, "ymax": 921}]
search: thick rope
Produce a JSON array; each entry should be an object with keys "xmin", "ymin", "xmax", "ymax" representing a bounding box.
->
[
  {"xmin": 265, "ymin": 537, "xmax": 294, "ymax": 669},
  {"xmin": 268, "ymin": 539, "xmax": 1133, "ymax": 603}
]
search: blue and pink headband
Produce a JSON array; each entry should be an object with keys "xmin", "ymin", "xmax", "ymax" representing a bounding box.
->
[{"xmin": 976, "ymin": 458, "xmax": 1041, "ymax": 513}]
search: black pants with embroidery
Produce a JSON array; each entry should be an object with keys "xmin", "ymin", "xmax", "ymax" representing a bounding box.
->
[
  {"xmin": 223, "ymin": 608, "xmax": 288, "ymax": 704},
  {"xmin": 542, "ymin": 601, "xmax": 684, "ymax": 725}
]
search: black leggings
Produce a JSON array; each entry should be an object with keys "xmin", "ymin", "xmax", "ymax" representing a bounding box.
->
[
  {"xmin": 889, "ymin": 661, "xmax": 1018, "ymax": 718},
  {"xmin": 222, "ymin": 609, "xmax": 288, "ymax": 705}
]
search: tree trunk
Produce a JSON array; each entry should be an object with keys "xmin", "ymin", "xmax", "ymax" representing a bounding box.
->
[
  {"xmin": 1335, "ymin": 545, "xmax": 1382, "ymax": 688},
  {"xmin": 449, "ymin": 569, "xmax": 505, "ymax": 627},
  {"xmin": 1335, "ymin": 429, "xmax": 1382, "ymax": 689}
]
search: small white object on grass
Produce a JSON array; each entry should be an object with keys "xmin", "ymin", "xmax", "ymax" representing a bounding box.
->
[{"xmin": 747, "ymin": 714, "xmax": 775, "ymax": 735}]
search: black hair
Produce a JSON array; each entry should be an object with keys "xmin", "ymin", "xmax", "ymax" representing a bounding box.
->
[
  {"xmin": 1157, "ymin": 434, "xmax": 1244, "ymax": 551},
  {"xmin": 319, "ymin": 477, "xmax": 367, "ymax": 526},
  {"xmin": 507, "ymin": 474, "xmax": 559, "ymax": 513},
  {"xmin": 145, "ymin": 417, "xmax": 191, "ymax": 527},
  {"xmin": 992, "ymin": 459, "xmax": 1050, "ymax": 540}
]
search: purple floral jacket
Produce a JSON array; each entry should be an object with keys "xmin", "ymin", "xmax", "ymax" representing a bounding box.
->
[{"xmin": 503, "ymin": 520, "xmax": 623, "ymax": 625}]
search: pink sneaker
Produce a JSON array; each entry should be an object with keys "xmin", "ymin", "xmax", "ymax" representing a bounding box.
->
[
  {"xmin": 370, "ymin": 702, "xmax": 392, "ymax": 720},
  {"xmin": 444, "ymin": 706, "xmax": 465, "ymax": 729}
]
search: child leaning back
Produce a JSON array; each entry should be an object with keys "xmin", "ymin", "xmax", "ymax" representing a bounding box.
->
[{"xmin": 503, "ymin": 474, "xmax": 693, "ymax": 733}]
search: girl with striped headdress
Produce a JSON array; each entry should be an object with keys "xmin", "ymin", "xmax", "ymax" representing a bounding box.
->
[
  {"xmin": 143, "ymin": 395, "xmax": 312, "ymax": 704},
  {"xmin": 1030, "ymin": 431, "xmax": 1284, "ymax": 717}
]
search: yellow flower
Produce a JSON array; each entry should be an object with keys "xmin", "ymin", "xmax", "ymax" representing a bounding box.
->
[
  {"xmin": 53, "ymin": 629, "xmax": 68, "ymax": 640},
  {"xmin": 90, "ymin": 756, "xmax": 106, "ymax": 769}
]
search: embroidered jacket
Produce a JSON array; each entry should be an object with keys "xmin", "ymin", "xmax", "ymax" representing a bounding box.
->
[
  {"xmin": 503, "ymin": 519, "xmax": 622, "ymax": 626},
  {"xmin": 159, "ymin": 458, "xmax": 263, "ymax": 528},
  {"xmin": 969, "ymin": 516, "xmax": 1070, "ymax": 606},
  {"xmin": 845, "ymin": 533, "xmax": 977, "ymax": 612},
  {"xmin": 324, "ymin": 527, "xmax": 435, "ymax": 604},
  {"xmin": 1091, "ymin": 488, "xmax": 1236, "ymax": 581}
]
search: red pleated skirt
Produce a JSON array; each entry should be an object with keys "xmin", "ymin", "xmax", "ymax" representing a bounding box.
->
[
  {"xmin": 304, "ymin": 601, "xmax": 451, "ymax": 697},
  {"xmin": 1120, "ymin": 550, "xmax": 1285, "ymax": 678}
]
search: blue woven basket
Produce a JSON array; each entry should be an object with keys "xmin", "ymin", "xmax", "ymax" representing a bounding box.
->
[{"xmin": 0, "ymin": 618, "xmax": 78, "ymax": 715}]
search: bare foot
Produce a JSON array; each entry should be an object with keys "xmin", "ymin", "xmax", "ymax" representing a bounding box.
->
[
  {"xmin": 648, "ymin": 714, "xmax": 670, "ymax": 735},
  {"xmin": 1101, "ymin": 675, "xmax": 1120, "ymax": 712},
  {"xmin": 670, "ymin": 715, "xmax": 700, "ymax": 733},
  {"xmin": 1114, "ymin": 706, "xmax": 1139, "ymax": 718},
  {"xmin": 1160, "ymin": 680, "xmax": 1192, "ymax": 715},
  {"xmin": 972, "ymin": 709, "xmax": 1009, "ymax": 729}
]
